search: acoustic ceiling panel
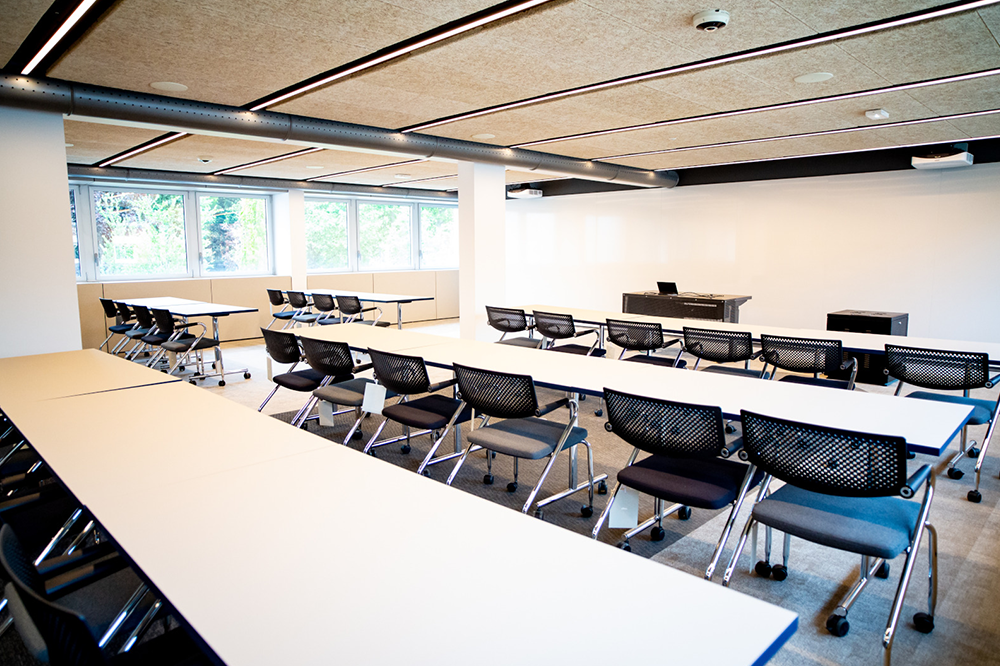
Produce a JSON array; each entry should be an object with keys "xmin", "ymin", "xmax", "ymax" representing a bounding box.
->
[
  {"xmin": 63, "ymin": 120, "xmax": 166, "ymax": 165},
  {"xmin": 116, "ymin": 134, "xmax": 298, "ymax": 173},
  {"xmin": 903, "ymin": 76, "xmax": 1000, "ymax": 116},
  {"xmin": 237, "ymin": 150, "xmax": 419, "ymax": 180},
  {"xmin": 943, "ymin": 112, "xmax": 1000, "ymax": 139},
  {"xmin": 1, "ymin": 0, "xmax": 52, "ymax": 66},
  {"xmin": 390, "ymin": 169, "xmax": 558, "ymax": 191}
]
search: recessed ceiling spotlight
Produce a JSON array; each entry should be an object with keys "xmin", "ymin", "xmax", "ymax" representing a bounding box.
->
[
  {"xmin": 865, "ymin": 108, "xmax": 890, "ymax": 120},
  {"xmin": 794, "ymin": 72, "xmax": 834, "ymax": 84},
  {"xmin": 305, "ymin": 165, "xmax": 325, "ymax": 169},
  {"xmin": 394, "ymin": 173, "xmax": 412, "ymax": 179},
  {"xmin": 471, "ymin": 133, "xmax": 496, "ymax": 140},
  {"xmin": 197, "ymin": 156, "xmax": 212, "ymax": 164},
  {"xmin": 150, "ymin": 81, "xmax": 188, "ymax": 92},
  {"xmin": 693, "ymin": 9, "xmax": 729, "ymax": 31}
]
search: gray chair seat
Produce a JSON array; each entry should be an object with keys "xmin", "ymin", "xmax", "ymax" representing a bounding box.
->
[
  {"xmin": 906, "ymin": 391, "xmax": 995, "ymax": 424},
  {"xmin": 468, "ymin": 417, "xmax": 587, "ymax": 460},
  {"xmin": 292, "ymin": 313, "xmax": 320, "ymax": 324},
  {"xmin": 624, "ymin": 355, "xmax": 686, "ymax": 369},
  {"xmin": 161, "ymin": 337, "xmax": 219, "ymax": 353},
  {"xmin": 779, "ymin": 375, "xmax": 851, "ymax": 390},
  {"xmin": 273, "ymin": 368, "xmax": 327, "ymax": 391},
  {"xmin": 313, "ymin": 378, "xmax": 396, "ymax": 406},
  {"xmin": 382, "ymin": 394, "xmax": 471, "ymax": 430},
  {"xmin": 548, "ymin": 344, "xmax": 606, "ymax": 357},
  {"xmin": 752, "ymin": 484, "xmax": 921, "ymax": 560},
  {"xmin": 498, "ymin": 337, "xmax": 543, "ymax": 349},
  {"xmin": 617, "ymin": 451, "xmax": 760, "ymax": 510},
  {"xmin": 702, "ymin": 365, "xmax": 766, "ymax": 379}
]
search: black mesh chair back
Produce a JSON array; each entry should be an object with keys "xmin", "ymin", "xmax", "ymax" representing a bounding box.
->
[
  {"xmin": 368, "ymin": 348, "xmax": 430, "ymax": 395},
  {"xmin": 132, "ymin": 305, "xmax": 154, "ymax": 329},
  {"xmin": 114, "ymin": 301, "xmax": 133, "ymax": 323},
  {"xmin": 606, "ymin": 319, "xmax": 664, "ymax": 352},
  {"xmin": 337, "ymin": 295, "xmax": 364, "ymax": 316},
  {"xmin": 684, "ymin": 326, "xmax": 755, "ymax": 363},
  {"xmin": 312, "ymin": 292, "xmax": 337, "ymax": 314},
  {"xmin": 300, "ymin": 337, "xmax": 354, "ymax": 378},
  {"xmin": 885, "ymin": 344, "xmax": 989, "ymax": 391},
  {"xmin": 740, "ymin": 410, "xmax": 908, "ymax": 498},
  {"xmin": 287, "ymin": 291, "xmax": 310, "ymax": 309},
  {"xmin": 266, "ymin": 288, "xmax": 287, "ymax": 307},
  {"xmin": 261, "ymin": 328, "xmax": 302, "ymax": 364},
  {"xmin": 604, "ymin": 387, "xmax": 726, "ymax": 459},
  {"xmin": 533, "ymin": 311, "xmax": 576, "ymax": 340},
  {"xmin": 453, "ymin": 364, "xmax": 538, "ymax": 419},
  {"xmin": 99, "ymin": 298, "xmax": 118, "ymax": 319},
  {"xmin": 486, "ymin": 306, "xmax": 529, "ymax": 334},
  {"xmin": 151, "ymin": 308, "xmax": 177, "ymax": 335},
  {"xmin": 759, "ymin": 334, "xmax": 843, "ymax": 374}
]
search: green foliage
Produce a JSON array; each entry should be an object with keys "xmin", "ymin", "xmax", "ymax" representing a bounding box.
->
[
  {"xmin": 305, "ymin": 200, "xmax": 349, "ymax": 271},
  {"xmin": 358, "ymin": 203, "xmax": 411, "ymax": 270},
  {"xmin": 199, "ymin": 196, "xmax": 268, "ymax": 274},
  {"xmin": 69, "ymin": 190, "xmax": 80, "ymax": 277},
  {"xmin": 419, "ymin": 206, "xmax": 458, "ymax": 269},
  {"xmin": 93, "ymin": 190, "xmax": 187, "ymax": 276}
]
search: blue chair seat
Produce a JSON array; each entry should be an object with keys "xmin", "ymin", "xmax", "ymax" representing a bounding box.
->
[
  {"xmin": 108, "ymin": 323, "xmax": 134, "ymax": 334},
  {"xmin": 751, "ymin": 484, "xmax": 921, "ymax": 560},
  {"xmin": 161, "ymin": 337, "xmax": 219, "ymax": 353},
  {"xmin": 272, "ymin": 311, "xmax": 297, "ymax": 320},
  {"xmin": 906, "ymin": 391, "xmax": 995, "ymax": 425},
  {"xmin": 617, "ymin": 451, "xmax": 760, "ymax": 510},
  {"xmin": 468, "ymin": 417, "xmax": 587, "ymax": 460}
]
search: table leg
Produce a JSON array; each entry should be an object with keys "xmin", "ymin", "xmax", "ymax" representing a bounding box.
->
[{"xmin": 397, "ymin": 303, "xmax": 403, "ymax": 330}]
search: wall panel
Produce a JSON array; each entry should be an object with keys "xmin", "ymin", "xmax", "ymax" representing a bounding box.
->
[{"xmin": 373, "ymin": 271, "xmax": 437, "ymax": 322}]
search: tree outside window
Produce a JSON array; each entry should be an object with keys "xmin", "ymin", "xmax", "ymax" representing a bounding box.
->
[
  {"xmin": 358, "ymin": 203, "xmax": 412, "ymax": 270},
  {"xmin": 305, "ymin": 200, "xmax": 349, "ymax": 271},
  {"xmin": 199, "ymin": 196, "xmax": 269, "ymax": 274},
  {"xmin": 92, "ymin": 190, "xmax": 187, "ymax": 277}
]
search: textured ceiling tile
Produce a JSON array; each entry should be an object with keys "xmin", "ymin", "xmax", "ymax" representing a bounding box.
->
[
  {"xmin": 63, "ymin": 120, "xmax": 165, "ymax": 165},
  {"xmin": 238, "ymin": 151, "xmax": 414, "ymax": 180},
  {"xmin": 769, "ymin": 0, "xmax": 944, "ymax": 33},
  {"xmin": 381, "ymin": 0, "xmax": 511, "ymax": 22},
  {"xmin": 731, "ymin": 43, "xmax": 892, "ymax": 97},
  {"xmin": 943, "ymin": 113, "xmax": 1000, "ymax": 139},
  {"xmin": 869, "ymin": 121, "xmax": 971, "ymax": 147},
  {"xmin": 639, "ymin": 66, "xmax": 795, "ymax": 113},
  {"xmin": 905, "ymin": 76, "xmax": 1000, "ymax": 115},
  {"xmin": 0, "ymin": 0, "xmax": 52, "ymax": 66},
  {"xmin": 117, "ymin": 134, "xmax": 296, "ymax": 173}
]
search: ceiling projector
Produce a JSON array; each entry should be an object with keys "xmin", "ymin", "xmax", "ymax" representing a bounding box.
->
[
  {"xmin": 911, "ymin": 151, "xmax": 974, "ymax": 170},
  {"xmin": 507, "ymin": 187, "xmax": 542, "ymax": 199}
]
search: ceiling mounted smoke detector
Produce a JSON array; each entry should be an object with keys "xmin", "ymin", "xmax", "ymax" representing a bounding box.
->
[{"xmin": 693, "ymin": 9, "xmax": 729, "ymax": 31}]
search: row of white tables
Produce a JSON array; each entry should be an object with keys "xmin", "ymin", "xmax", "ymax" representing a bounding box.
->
[
  {"xmin": 0, "ymin": 348, "xmax": 799, "ymax": 666},
  {"xmin": 295, "ymin": 289, "xmax": 433, "ymax": 329}
]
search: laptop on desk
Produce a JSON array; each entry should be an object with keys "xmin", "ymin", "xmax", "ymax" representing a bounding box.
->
[{"xmin": 657, "ymin": 281, "xmax": 678, "ymax": 295}]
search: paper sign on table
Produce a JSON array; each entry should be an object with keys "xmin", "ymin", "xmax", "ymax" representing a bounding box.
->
[
  {"xmin": 608, "ymin": 485, "xmax": 640, "ymax": 529},
  {"xmin": 362, "ymin": 383, "xmax": 387, "ymax": 416}
]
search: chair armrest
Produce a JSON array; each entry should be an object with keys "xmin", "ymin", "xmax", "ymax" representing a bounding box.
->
[
  {"xmin": 427, "ymin": 377, "xmax": 458, "ymax": 393},
  {"xmin": 660, "ymin": 337, "xmax": 682, "ymax": 349},
  {"xmin": 360, "ymin": 306, "xmax": 379, "ymax": 314},
  {"xmin": 536, "ymin": 397, "xmax": 569, "ymax": 417},
  {"xmin": 840, "ymin": 356, "xmax": 857, "ymax": 371},
  {"xmin": 36, "ymin": 541, "xmax": 118, "ymax": 578},
  {"xmin": 45, "ymin": 553, "xmax": 129, "ymax": 597},
  {"xmin": 988, "ymin": 372, "xmax": 1000, "ymax": 389},
  {"xmin": 352, "ymin": 362, "xmax": 374, "ymax": 374},
  {"xmin": 902, "ymin": 464, "xmax": 932, "ymax": 498},
  {"xmin": 173, "ymin": 321, "xmax": 202, "ymax": 330},
  {"xmin": 572, "ymin": 328, "xmax": 599, "ymax": 339},
  {"xmin": 719, "ymin": 436, "xmax": 743, "ymax": 458}
]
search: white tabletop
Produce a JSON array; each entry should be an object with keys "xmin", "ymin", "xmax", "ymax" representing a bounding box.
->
[
  {"xmin": 115, "ymin": 297, "xmax": 201, "ymax": 307},
  {"xmin": 295, "ymin": 322, "xmax": 450, "ymax": 352},
  {"xmin": 302, "ymin": 289, "xmax": 433, "ymax": 303},
  {"xmin": 115, "ymin": 297, "xmax": 257, "ymax": 318}
]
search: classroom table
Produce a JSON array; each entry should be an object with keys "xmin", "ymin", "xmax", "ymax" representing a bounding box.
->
[
  {"xmin": 1, "ymin": 354, "xmax": 799, "ymax": 666},
  {"xmin": 301, "ymin": 288, "xmax": 433, "ymax": 329}
]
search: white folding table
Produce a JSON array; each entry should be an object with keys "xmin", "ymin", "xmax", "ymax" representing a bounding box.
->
[{"xmin": 301, "ymin": 289, "xmax": 433, "ymax": 329}]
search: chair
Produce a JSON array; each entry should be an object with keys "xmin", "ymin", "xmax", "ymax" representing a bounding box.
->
[
  {"xmin": 265, "ymin": 288, "xmax": 298, "ymax": 330},
  {"xmin": 152, "ymin": 309, "xmax": 222, "ymax": 383},
  {"xmin": 884, "ymin": 344, "xmax": 1000, "ymax": 501},
  {"xmin": 284, "ymin": 291, "xmax": 313, "ymax": 329},
  {"xmin": 121, "ymin": 305, "xmax": 155, "ymax": 361},
  {"xmin": 594, "ymin": 388, "xmax": 761, "ymax": 580},
  {"xmin": 292, "ymin": 292, "xmax": 338, "ymax": 326},
  {"xmin": 722, "ymin": 410, "xmax": 937, "ymax": 662},
  {"xmin": 680, "ymin": 326, "xmax": 764, "ymax": 379},
  {"xmin": 336, "ymin": 295, "xmax": 389, "ymax": 326},
  {"xmin": 98, "ymin": 299, "xmax": 135, "ymax": 354},
  {"xmin": 295, "ymin": 337, "xmax": 379, "ymax": 438},
  {"xmin": 447, "ymin": 364, "xmax": 605, "ymax": 519},
  {"xmin": 363, "ymin": 349, "xmax": 471, "ymax": 475},
  {"xmin": 485, "ymin": 306, "xmax": 542, "ymax": 349},
  {"xmin": 532, "ymin": 311, "xmax": 606, "ymax": 357},
  {"xmin": 605, "ymin": 318, "xmax": 683, "ymax": 368},
  {"xmin": 759, "ymin": 334, "xmax": 856, "ymax": 389},
  {"xmin": 258, "ymin": 328, "xmax": 327, "ymax": 425}
]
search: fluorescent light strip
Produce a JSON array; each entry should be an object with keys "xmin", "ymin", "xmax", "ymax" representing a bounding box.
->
[
  {"xmin": 213, "ymin": 147, "xmax": 324, "ymax": 175},
  {"xmin": 514, "ymin": 68, "xmax": 1000, "ymax": 148},
  {"xmin": 20, "ymin": 0, "xmax": 100, "ymax": 75},
  {"xmin": 600, "ymin": 108, "xmax": 1000, "ymax": 161},
  {"xmin": 97, "ymin": 132, "xmax": 189, "ymax": 167},
  {"xmin": 249, "ymin": 0, "xmax": 553, "ymax": 111},
  {"xmin": 404, "ymin": 0, "xmax": 1000, "ymax": 134},
  {"xmin": 307, "ymin": 159, "xmax": 427, "ymax": 182}
]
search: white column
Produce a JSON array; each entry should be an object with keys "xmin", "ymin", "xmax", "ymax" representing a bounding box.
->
[
  {"xmin": 458, "ymin": 162, "xmax": 506, "ymax": 340},
  {"xmin": 273, "ymin": 189, "xmax": 307, "ymax": 289},
  {"xmin": 0, "ymin": 106, "xmax": 81, "ymax": 357}
]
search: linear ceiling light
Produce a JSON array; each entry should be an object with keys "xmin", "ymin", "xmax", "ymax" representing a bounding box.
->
[
  {"xmin": 20, "ymin": 0, "xmax": 100, "ymax": 75},
  {"xmin": 513, "ymin": 67, "xmax": 1000, "ymax": 149},
  {"xmin": 307, "ymin": 159, "xmax": 428, "ymax": 182},
  {"xmin": 97, "ymin": 132, "xmax": 189, "ymax": 167},
  {"xmin": 248, "ymin": 0, "xmax": 555, "ymax": 111},
  {"xmin": 212, "ymin": 147, "xmax": 324, "ymax": 175},
  {"xmin": 602, "ymin": 108, "xmax": 1000, "ymax": 161},
  {"xmin": 403, "ymin": 0, "xmax": 1000, "ymax": 133}
]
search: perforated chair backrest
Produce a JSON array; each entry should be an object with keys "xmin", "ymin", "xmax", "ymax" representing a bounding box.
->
[
  {"xmin": 287, "ymin": 291, "xmax": 309, "ymax": 309},
  {"xmin": 337, "ymin": 295, "xmax": 363, "ymax": 316},
  {"xmin": 606, "ymin": 319, "xmax": 664, "ymax": 351},
  {"xmin": 885, "ymin": 344, "xmax": 989, "ymax": 391},
  {"xmin": 740, "ymin": 410, "xmax": 908, "ymax": 498},
  {"xmin": 266, "ymin": 289, "xmax": 287, "ymax": 307},
  {"xmin": 759, "ymin": 334, "xmax": 842, "ymax": 374},
  {"xmin": 0, "ymin": 526, "xmax": 107, "ymax": 666},
  {"xmin": 300, "ymin": 337, "xmax": 354, "ymax": 377},
  {"xmin": 533, "ymin": 311, "xmax": 576, "ymax": 340},
  {"xmin": 368, "ymin": 349, "xmax": 430, "ymax": 395},
  {"xmin": 261, "ymin": 328, "xmax": 302, "ymax": 364},
  {"xmin": 486, "ymin": 306, "xmax": 529, "ymax": 334},
  {"xmin": 604, "ymin": 387, "xmax": 726, "ymax": 459},
  {"xmin": 132, "ymin": 305, "xmax": 154, "ymax": 329},
  {"xmin": 114, "ymin": 301, "xmax": 132, "ymax": 323},
  {"xmin": 683, "ymin": 326, "xmax": 754, "ymax": 363},
  {"xmin": 453, "ymin": 364, "xmax": 537, "ymax": 419},
  {"xmin": 151, "ymin": 308, "xmax": 175, "ymax": 335},
  {"xmin": 312, "ymin": 292, "xmax": 337, "ymax": 313},
  {"xmin": 99, "ymin": 298, "xmax": 118, "ymax": 319}
]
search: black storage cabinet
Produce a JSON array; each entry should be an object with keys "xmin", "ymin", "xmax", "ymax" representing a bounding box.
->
[{"xmin": 826, "ymin": 310, "xmax": 909, "ymax": 386}]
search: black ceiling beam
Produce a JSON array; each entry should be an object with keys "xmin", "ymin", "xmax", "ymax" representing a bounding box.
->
[{"xmin": 3, "ymin": 0, "xmax": 119, "ymax": 75}]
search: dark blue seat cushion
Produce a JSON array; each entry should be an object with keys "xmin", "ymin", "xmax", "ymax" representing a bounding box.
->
[
  {"xmin": 624, "ymin": 355, "xmax": 686, "ymax": 369},
  {"xmin": 382, "ymin": 394, "xmax": 472, "ymax": 429},
  {"xmin": 617, "ymin": 453, "xmax": 762, "ymax": 510},
  {"xmin": 779, "ymin": 375, "xmax": 851, "ymax": 390},
  {"xmin": 161, "ymin": 337, "xmax": 219, "ymax": 352},
  {"xmin": 702, "ymin": 365, "xmax": 766, "ymax": 379},
  {"xmin": 906, "ymin": 391, "xmax": 995, "ymax": 425},
  {"xmin": 108, "ymin": 323, "xmax": 134, "ymax": 334},
  {"xmin": 273, "ymin": 368, "xmax": 327, "ymax": 391},
  {"xmin": 272, "ymin": 311, "xmax": 297, "ymax": 320},
  {"xmin": 547, "ymin": 344, "xmax": 606, "ymax": 357}
]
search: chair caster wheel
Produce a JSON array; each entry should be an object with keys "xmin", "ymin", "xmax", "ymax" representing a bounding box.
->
[
  {"xmin": 825, "ymin": 614, "xmax": 849, "ymax": 637},
  {"xmin": 367, "ymin": 450, "xmax": 377, "ymax": 457},
  {"xmin": 913, "ymin": 612, "xmax": 934, "ymax": 634},
  {"xmin": 189, "ymin": 380, "xmax": 196, "ymax": 385},
  {"xmin": 400, "ymin": 444, "xmax": 411, "ymax": 454},
  {"xmin": 968, "ymin": 447, "xmax": 980, "ymax": 458},
  {"xmin": 244, "ymin": 372, "xmax": 251, "ymax": 379},
  {"xmin": 875, "ymin": 562, "xmax": 890, "ymax": 579},
  {"xmin": 725, "ymin": 424, "xmax": 736, "ymax": 434},
  {"xmin": 770, "ymin": 564, "xmax": 788, "ymax": 581},
  {"xmin": 617, "ymin": 541, "xmax": 631, "ymax": 552},
  {"xmin": 534, "ymin": 510, "xmax": 544, "ymax": 520},
  {"xmin": 968, "ymin": 489, "xmax": 982, "ymax": 503},
  {"xmin": 352, "ymin": 430, "xmax": 364, "ymax": 440},
  {"xmin": 581, "ymin": 505, "xmax": 593, "ymax": 518},
  {"xmin": 421, "ymin": 470, "xmax": 430, "ymax": 477},
  {"xmin": 677, "ymin": 506, "xmax": 692, "ymax": 520},
  {"xmin": 755, "ymin": 561, "xmax": 772, "ymax": 578},
  {"xmin": 579, "ymin": 394, "xmax": 587, "ymax": 402},
  {"xmin": 594, "ymin": 409, "xmax": 603, "ymax": 417},
  {"xmin": 650, "ymin": 526, "xmax": 665, "ymax": 541},
  {"xmin": 483, "ymin": 474, "xmax": 494, "ymax": 485},
  {"xmin": 301, "ymin": 421, "xmax": 309, "ymax": 430},
  {"xmin": 947, "ymin": 467, "xmax": 965, "ymax": 480},
  {"xmin": 211, "ymin": 363, "xmax": 216, "ymax": 370},
  {"xmin": 179, "ymin": 365, "xmax": 185, "ymax": 372},
  {"xmin": 506, "ymin": 482, "xmax": 518, "ymax": 492},
  {"xmin": 597, "ymin": 480, "xmax": 608, "ymax": 495},
  {"xmin": 218, "ymin": 380, "xmax": 226, "ymax": 386}
]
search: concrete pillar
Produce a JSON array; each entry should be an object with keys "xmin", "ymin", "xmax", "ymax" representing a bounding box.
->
[
  {"xmin": 458, "ymin": 162, "xmax": 506, "ymax": 340},
  {"xmin": 0, "ymin": 106, "xmax": 81, "ymax": 357},
  {"xmin": 273, "ymin": 189, "xmax": 307, "ymax": 289}
]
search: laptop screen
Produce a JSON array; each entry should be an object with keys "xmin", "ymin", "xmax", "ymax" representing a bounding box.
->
[{"xmin": 657, "ymin": 281, "xmax": 678, "ymax": 295}]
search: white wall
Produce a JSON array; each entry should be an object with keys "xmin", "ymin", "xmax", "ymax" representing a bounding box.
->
[
  {"xmin": 506, "ymin": 163, "xmax": 1000, "ymax": 343},
  {"xmin": 0, "ymin": 107, "xmax": 82, "ymax": 357}
]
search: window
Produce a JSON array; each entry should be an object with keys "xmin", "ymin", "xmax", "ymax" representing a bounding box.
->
[
  {"xmin": 357, "ymin": 202, "xmax": 412, "ymax": 271},
  {"xmin": 418, "ymin": 205, "xmax": 458, "ymax": 269},
  {"xmin": 69, "ymin": 189, "xmax": 80, "ymax": 278},
  {"xmin": 199, "ymin": 195, "xmax": 269, "ymax": 274},
  {"xmin": 92, "ymin": 189, "xmax": 187, "ymax": 277},
  {"xmin": 305, "ymin": 200, "xmax": 349, "ymax": 271}
]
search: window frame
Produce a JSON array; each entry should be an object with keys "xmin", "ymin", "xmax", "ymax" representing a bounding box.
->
[
  {"xmin": 195, "ymin": 192, "xmax": 274, "ymax": 277},
  {"xmin": 303, "ymin": 195, "xmax": 355, "ymax": 274},
  {"xmin": 416, "ymin": 202, "xmax": 459, "ymax": 270}
]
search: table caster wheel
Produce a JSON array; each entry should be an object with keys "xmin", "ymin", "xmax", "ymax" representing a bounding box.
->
[
  {"xmin": 617, "ymin": 541, "xmax": 631, "ymax": 552},
  {"xmin": 677, "ymin": 506, "xmax": 692, "ymax": 520},
  {"xmin": 826, "ymin": 614, "xmax": 849, "ymax": 637},
  {"xmin": 968, "ymin": 489, "xmax": 982, "ymax": 503},
  {"xmin": 597, "ymin": 480, "xmax": 608, "ymax": 495},
  {"xmin": 483, "ymin": 474, "xmax": 494, "ymax": 485},
  {"xmin": 506, "ymin": 481, "xmax": 518, "ymax": 492},
  {"xmin": 218, "ymin": 380, "xmax": 225, "ymax": 387},
  {"xmin": 650, "ymin": 526, "xmax": 665, "ymax": 541},
  {"xmin": 755, "ymin": 561, "xmax": 772, "ymax": 578},
  {"xmin": 244, "ymin": 372, "xmax": 251, "ymax": 379},
  {"xmin": 913, "ymin": 612, "xmax": 934, "ymax": 634},
  {"xmin": 771, "ymin": 564, "xmax": 788, "ymax": 581},
  {"xmin": 400, "ymin": 444, "xmax": 411, "ymax": 454},
  {"xmin": 581, "ymin": 505, "xmax": 593, "ymax": 518},
  {"xmin": 947, "ymin": 467, "xmax": 964, "ymax": 480},
  {"xmin": 968, "ymin": 447, "xmax": 980, "ymax": 458},
  {"xmin": 875, "ymin": 562, "xmax": 890, "ymax": 579}
]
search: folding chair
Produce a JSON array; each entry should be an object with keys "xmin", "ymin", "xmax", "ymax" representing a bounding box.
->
[
  {"xmin": 605, "ymin": 318, "xmax": 683, "ymax": 368},
  {"xmin": 98, "ymin": 299, "xmax": 135, "ymax": 354},
  {"xmin": 284, "ymin": 291, "xmax": 313, "ymax": 329},
  {"xmin": 152, "ymin": 309, "xmax": 221, "ymax": 383},
  {"xmin": 722, "ymin": 410, "xmax": 937, "ymax": 663},
  {"xmin": 532, "ymin": 311, "xmax": 606, "ymax": 357},
  {"xmin": 293, "ymin": 292, "xmax": 338, "ymax": 326},
  {"xmin": 295, "ymin": 336, "xmax": 379, "ymax": 437},
  {"xmin": 258, "ymin": 328, "xmax": 327, "ymax": 426},
  {"xmin": 594, "ymin": 388, "xmax": 761, "ymax": 580},
  {"xmin": 337, "ymin": 295, "xmax": 389, "ymax": 326},
  {"xmin": 486, "ymin": 306, "xmax": 542, "ymax": 349},
  {"xmin": 265, "ymin": 288, "xmax": 298, "ymax": 330},
  {"xmin": 680, "ymin": 326, "xmax": 764, "ymax": 378},
  {"xmin": 759, "ymin": 334, "xmax": 856, "ymax": 389}
]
